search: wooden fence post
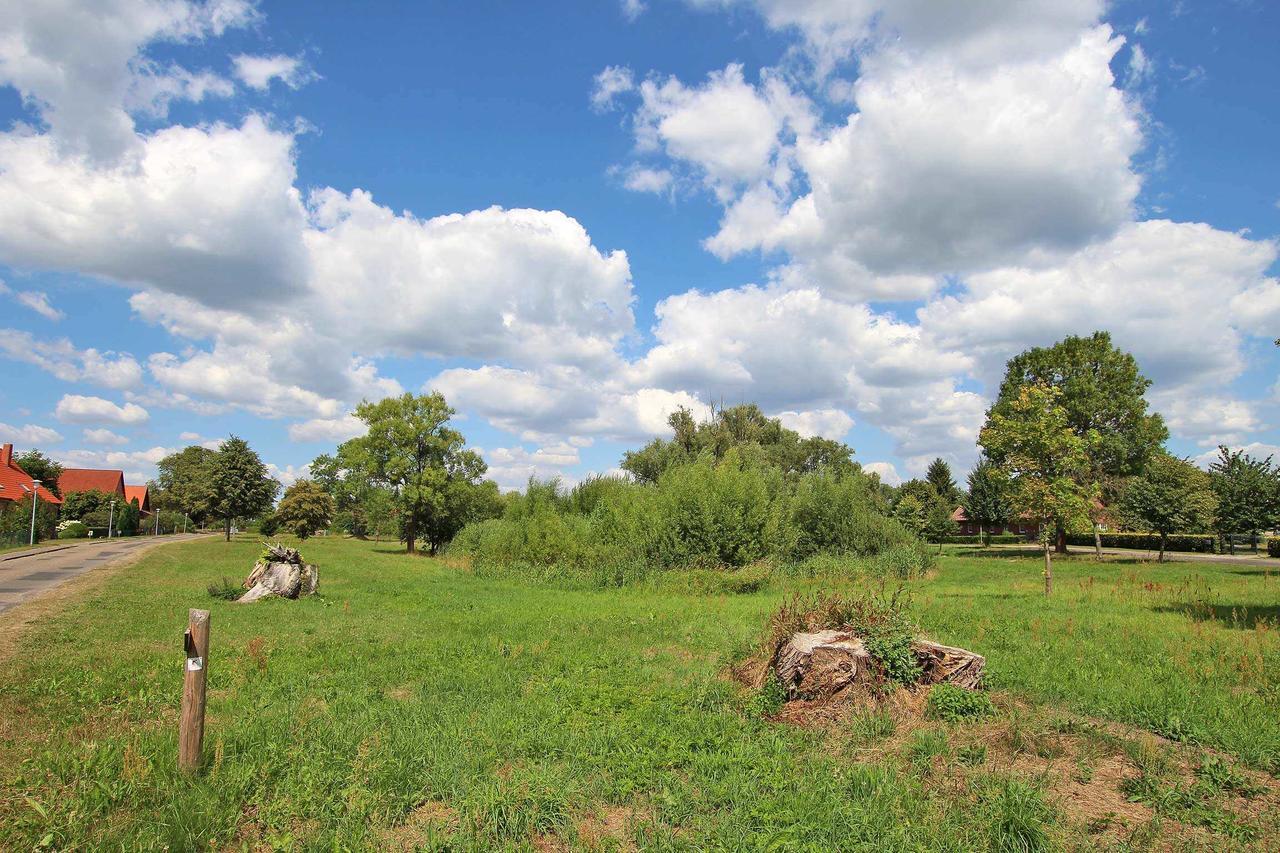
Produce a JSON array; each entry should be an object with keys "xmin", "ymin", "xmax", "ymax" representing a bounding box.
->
[{"xmin": 179, "ymin": 608, "xmax": 210, "ymax": 773}]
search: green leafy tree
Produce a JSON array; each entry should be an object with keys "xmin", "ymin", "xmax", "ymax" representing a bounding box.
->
[
  {"xmin": 274, "ymin": 480, "xmax": 336, "ymax": 540},
  {"xmin": 988, "ymin": 332, "xmax": 1167, "ymax": 556},
  {"xmin": 963, "ymin": 459, "xmax": 1012, "ymax": 546},
  {"xmin": 1118, "ymin": 453, "xmax": 1217, "ymax": 562},
  {"xmin": 925, "ymin": 458, "xmax": 960, "ymax": 506},
  {"xmin": 206, "ymin": 436, "xmax": 279, "ymax": 541},
  {"xmin": 1209, "ymin": 446, "xmax": 1279, "ymax": 553},
  {"xmin": 337, "ymin": 392, "xmax": 490, "ymax": 554},
  {"xmin": 118, "ymin": 499, "xmax": 140, "ymax": 536},
  {"xmin": 12, "ymin": 449, "xmax": 63, "ymax": 497},
  {"xmin": 156, "ymin": 445, "xmax": 217, "ymax": 527},
  {"xmin": 621, "ymin": 404, "xmax": 856, "ymax": 483},
  {"xmin": 60, "ymin": 488, "xmax": 114, "ymax": 521},
  {"xmin": 979, "ymin": 382, "xmax": 1091, "ymax": 595},
  {"xmin": 922, "ymin": 497, "xmax": 958, "ymax": 551},
  {"xmin": 363, "ymin": 487, "xmax": 399, "ymax": 542},
  {"xmin": 893, "ymin": 493, "xmax": 927, "ymax": 538}
]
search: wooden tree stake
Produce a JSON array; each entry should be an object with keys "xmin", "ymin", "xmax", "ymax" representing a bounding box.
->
[{"xmin": 179, "ymin": 608, "xmax": 210, "ymax": 773}]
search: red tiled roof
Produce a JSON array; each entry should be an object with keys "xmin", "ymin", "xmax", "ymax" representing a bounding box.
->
[
  {"xmin": 124, "ymin": 485, "xmax": 150, "ymax": 513},
  {"xmin": 950, "ymin": 506, "xmax": 968, "ymax": 522},
  {"xmin": 0, "ymin": 443, "xmax": 62, "ymax": 505},
  {"xmin": 58, "ymin": 468, "xmax": 126, "ymax": 497}
]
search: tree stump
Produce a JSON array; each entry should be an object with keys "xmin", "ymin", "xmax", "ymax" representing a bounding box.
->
[
  {"xmin": 238, "ymin": 543, "xmax": 319, "ymax": 603},
  {"xmin": 913, "ymin": 640, "xmax": 986, "ymax": 689},
  {"xmin": 772, "ymin": 631, "xmax": 985, "ymax": 699}
]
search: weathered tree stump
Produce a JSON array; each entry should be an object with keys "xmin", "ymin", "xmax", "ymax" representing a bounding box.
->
[
  {"xmin": 238, "ymin": 543, "xmax": 319, "ymax": 603},
  {"xmin": 772, "ymin": 630, "xmax": 985, "ymax": 699},
  {"xmin": 912, "ymin": 640, "xmax": 986, "ymax": 689}
]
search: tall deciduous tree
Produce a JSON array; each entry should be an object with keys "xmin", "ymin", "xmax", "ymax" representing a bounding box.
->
[
  {"xmin": 206, "ymin": 436, "xmax": 279, "ymax": 541},
  {"xmin": 621, "ymin": 404, "xmax": 856, "ymax": 483},
  {"xmin": 1118, "ymin": 453, "xmax": 1217, "ymax": 562},
  {"xmin": 963, "ymin": 459, "xmax": 1012, "ymax": 546},
  {"xmin": 339, "ymin": 392, "xmax": 490, "ymax": 554},
  {"xmin": 988, "ymin": 332, "xmax": 1167, "ymax": 557},
  {"xmin": 274, "ymin": 480, "xmax": 335, "ymax": 540},
  {"xmin": 1209, "ymin": 446, "xmax": 1279, "ymax": 553},
  {"xmin": 979, "ymin": 382, "xmax": 1090, "ymax": 595},
  {"xmin": 157, "ymin": 445, "xmax": 217, "ymax": 526}
]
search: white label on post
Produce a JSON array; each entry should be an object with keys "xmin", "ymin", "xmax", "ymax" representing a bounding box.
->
[{"xmin": 186, "ymin": 656, "xmax": 203, "ymax": 671}]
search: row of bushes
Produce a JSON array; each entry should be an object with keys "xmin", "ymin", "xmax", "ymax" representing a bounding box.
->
[
  {"xmin": 1064, "ymin": 532, "xmax": 1216, "ymax": 553},
  {"xmin": 937, "ymin": 534, "xmax": 1026, "ymax": 545},
  {"xmin": 451, "ymin": 452, "xmax": 933, "ymax": 586}
]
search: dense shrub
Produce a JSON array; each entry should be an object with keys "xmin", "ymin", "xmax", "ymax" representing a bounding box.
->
[
  {"xmin": 57, "ymin": 521, "xmax": 89, "ymax": 539},
  {"xmin": 788, "ymin": 469, "xmax": 915, "ymax": 559},
  {"xmin": 1268, "ymin": 538, "xmax": 1280, "ymax": 558},
  {"xmin": 0, "ymin": 496, "xmax": 58, "ymax": 545},
  {"xmin": 1064, "ymin": 532, "xmax": 1215, "ymax": 553},
  {"xmin": 649, "ymin": 451, "xmax": 790, "ymax": 569},
  {"xmin": 939, "ymin": 534, "xmax": 1026, "ymax": 545},
  {"xmin": 453, "ymin": 453, "xmax": 925, "ymax": 586}
]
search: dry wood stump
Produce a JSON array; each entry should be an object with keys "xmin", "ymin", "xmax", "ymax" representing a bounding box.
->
[
  {"xmin": 773, "ymin": 630, "xmax": 986, "ymax": 700},
  {"xmin": 238, "ymin": 543, "xmax": 319, "ymax": 603}
]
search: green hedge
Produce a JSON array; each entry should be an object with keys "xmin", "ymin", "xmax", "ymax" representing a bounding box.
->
[
  {"xmin": 938, "ymin": 534, "xmax": 1026, "ymax": 545},
  {"xmin": 1064, "ymin": 532, "xmax": 1215, "ymax": 553},
  {"xmin": 1267, "ymin": 538, "xmax": 1280, "ymax": 558}
]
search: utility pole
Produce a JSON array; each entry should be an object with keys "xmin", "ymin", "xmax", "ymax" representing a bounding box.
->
[{"xmin": 108, "ymin": 498, "xmax": 116, "ymax": 538}]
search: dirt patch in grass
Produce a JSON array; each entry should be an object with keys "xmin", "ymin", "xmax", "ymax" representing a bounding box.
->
[
  {"xmin": 748, "ymin": 677, "xmax": 1280, "ymax": 850},
  {"xmin": 575, "ymin": 804, "xmax": 647, "ymax": 851},
  {"xmin": 378, "ymin": 800, "xmax": 460, "ymax": 851}
]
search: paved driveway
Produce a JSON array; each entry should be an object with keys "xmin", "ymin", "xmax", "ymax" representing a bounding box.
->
[{"xmin": 0, "ymin": 534, "xmax": 208, "ymax": 614}]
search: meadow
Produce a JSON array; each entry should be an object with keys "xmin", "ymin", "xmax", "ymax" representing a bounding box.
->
[{"xmin": 0, "ymin": 536, "xmax": 1277, "ymax": 850}]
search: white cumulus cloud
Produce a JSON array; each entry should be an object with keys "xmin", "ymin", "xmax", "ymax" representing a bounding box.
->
[{"xmin": 55, "ymin": 394, "xmax": 150, "ymax": 426}]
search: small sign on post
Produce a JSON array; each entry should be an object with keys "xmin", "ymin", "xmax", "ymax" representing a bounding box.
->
[{"xmin": 179, "ymin": 608, "xmax": 210, "ymax": 773}]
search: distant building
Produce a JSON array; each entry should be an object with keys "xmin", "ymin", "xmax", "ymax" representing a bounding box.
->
[
  {"xmin": 0, "ymin": 443, "xmax": 62, "ymax": 507},
  {"xmin": 950, "ymin": 506, "xmax": 1039, "ymax": 539},
  {"xmin": 59, "ymin": 468, "xmax": 126, "ymax": 500},
  {"xmin": 124, "ymin": 484, "xmax": 152, "ymax": 517}
]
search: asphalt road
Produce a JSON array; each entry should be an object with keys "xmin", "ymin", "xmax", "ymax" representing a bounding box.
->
[{"xmin": 0, "ymin": 534, "xmax": 207, "ymax": 614}]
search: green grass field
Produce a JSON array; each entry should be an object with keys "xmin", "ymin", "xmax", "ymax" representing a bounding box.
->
[{"xmin": 0, "ymin": 537, "xmax": 1277, "ymax": 850}]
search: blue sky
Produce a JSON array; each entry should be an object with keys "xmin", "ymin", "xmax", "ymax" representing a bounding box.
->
[{"xmin": 0, "ymin": 0, "xmax": 1278, "ymax": 490}]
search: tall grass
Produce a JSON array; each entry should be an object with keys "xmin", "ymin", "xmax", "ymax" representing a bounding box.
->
[{"xmin": 452, "ymin": 452, "xmax": 929, "ymax": 586}]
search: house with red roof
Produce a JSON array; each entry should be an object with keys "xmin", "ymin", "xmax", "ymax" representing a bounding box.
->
[
  {"xmin": 0, "ymin": 443, "xmax": 62, "ymax": 507},
  {"xmin": 950, "ymin": 506, "xmax": 1039, "ymax": 539},
  {"xmin": 58, "ymin": 467, "xmax": 126, "ymax": 500},
  {"xmin": 124, "ymin": 484, "xmax": 152, "ymax": 517}
]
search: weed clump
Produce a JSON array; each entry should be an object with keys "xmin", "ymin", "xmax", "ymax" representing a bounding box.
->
[
  {"xmin": 927, "ymin": 684, "xmax": 997, "ymax": 723},
  {"xmin": 206, "ymin": 577, "xmax": 241, "ymax": 600},
  {"xmin": 985, "ymin": 779, "xmax": 1054, "ymax": 853},
  {"xmin": 748, "ymin": 671, "xmax": 787, "ymax": 718}
]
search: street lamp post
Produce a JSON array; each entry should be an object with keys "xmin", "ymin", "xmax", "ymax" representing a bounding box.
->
[
  {"xmin": 26, "ymin": 479, "xmax": 41, "ymax": 546},
  {"xmin": 108, "ymin": 498, "xmax": 116, "ymax": 539}
]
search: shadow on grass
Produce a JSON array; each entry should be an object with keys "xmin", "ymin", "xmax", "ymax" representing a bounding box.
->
[
  {"xmin": 1155, "ymin": 602, "xmax": 1280, "ymax": 630},
  {"xmin": 1227, "ymin": 568, "xmax": 1279, "ymax": 577}
]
